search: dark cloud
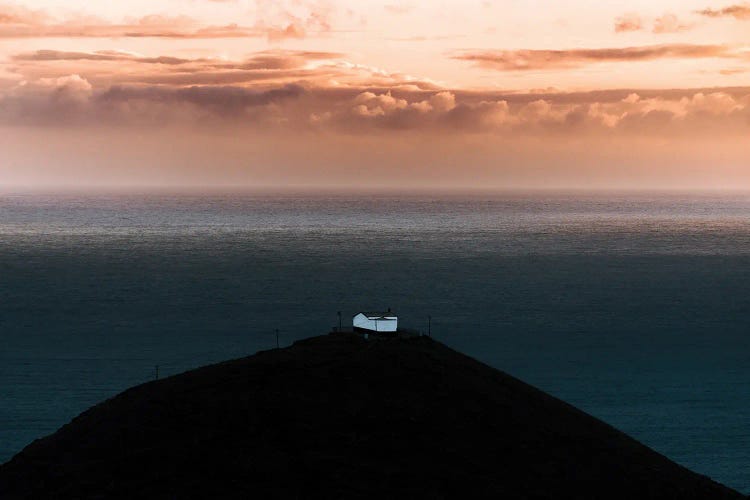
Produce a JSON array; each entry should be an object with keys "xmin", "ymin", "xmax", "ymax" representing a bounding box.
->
[
  {"xmin": 12, "ymin": 49, "xmax": 343, "ymax": 69},
  {"xmin": 696, "ymin": 3, "xmax": 750, "ymax": 20},
  {"xmin": 12, "ymin": 50, "xmax": 196, "ymax": 64},
  {"xmin": 98, "ymin": 83, "xmax": 305, "ymax": 114},
  {"xmin": 6, "ymin": 48, "xmax": 439, "ymax": 91},
  {"xmin": 113, "ymin": 68, "xmax": 339, "ymax": 86},
  {"xmin": 452, "ymin": 44, "xmax": 734, "ymax": 71},
  {"xmin": 8, "ymin": 50, "xmax": 347, "ymax": 87}
]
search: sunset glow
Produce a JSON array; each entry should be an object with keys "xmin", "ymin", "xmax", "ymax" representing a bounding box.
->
[{"xmin": 1, "ymin": 0, "xmax": 749, "ymax": 189}]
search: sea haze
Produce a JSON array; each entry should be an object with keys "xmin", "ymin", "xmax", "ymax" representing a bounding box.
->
[{"xmin": 1, "ymin": 191, "xmax": 749, "ymax": 492}]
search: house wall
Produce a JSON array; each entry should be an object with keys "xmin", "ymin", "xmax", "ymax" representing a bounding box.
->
[{"xmin": 353, "ymin": 314, "xmax": 398, "ymax": 332}]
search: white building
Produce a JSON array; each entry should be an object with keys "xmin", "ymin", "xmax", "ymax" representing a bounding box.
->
[{"xmin": 353, "ymin": 310, "xmax": 398, "ymax": 333}]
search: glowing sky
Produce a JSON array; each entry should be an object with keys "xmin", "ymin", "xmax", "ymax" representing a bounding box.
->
[{"xmin": 0, "ymin": 0, "xmax": 749, "ymax": 189}]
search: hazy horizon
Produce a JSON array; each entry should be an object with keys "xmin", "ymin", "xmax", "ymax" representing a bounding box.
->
[{"xmin": 6, "ymin": 185, "xmax": 750, "ymax": 195}]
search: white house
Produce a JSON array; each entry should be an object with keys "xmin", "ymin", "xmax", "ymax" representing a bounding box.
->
[{"xmin": 353, "ymin": 310, "xmax": 398, "ymax": 333}]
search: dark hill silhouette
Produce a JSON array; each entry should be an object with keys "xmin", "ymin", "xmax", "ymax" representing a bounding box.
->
[{"xmin": 0, "ymin": 333, "xmax": 744, "ymax": 499}]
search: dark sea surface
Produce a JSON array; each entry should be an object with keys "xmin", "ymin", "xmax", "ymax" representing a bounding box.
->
[{"xmin": 1, "ymin": 191, "xmax": 749, "ymax": 492}]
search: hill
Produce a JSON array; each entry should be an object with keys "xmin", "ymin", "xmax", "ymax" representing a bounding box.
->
[{"xmin": 0, "ymin": 333, "xmax": 744, "ymax": 499}]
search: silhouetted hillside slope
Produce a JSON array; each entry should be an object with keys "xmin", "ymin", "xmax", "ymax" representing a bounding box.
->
[{"xmin": 0, "ymin": 333, "xmax": 744, "ymax": 499}]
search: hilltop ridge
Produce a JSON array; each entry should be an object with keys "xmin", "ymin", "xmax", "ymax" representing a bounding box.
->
[{"xmin": 0, "ymin": 333, "xmax": 744, "ymax": 499}]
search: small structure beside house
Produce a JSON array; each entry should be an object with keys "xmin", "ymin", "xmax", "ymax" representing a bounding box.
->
[{"xmin": 353, "ymin": 310, "xmax": 398, "ymax": 334}]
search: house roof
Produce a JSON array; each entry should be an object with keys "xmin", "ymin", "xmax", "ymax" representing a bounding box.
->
[{"xmin": 357, "ymin": 311, "xmax": 397, "ymax": 319}]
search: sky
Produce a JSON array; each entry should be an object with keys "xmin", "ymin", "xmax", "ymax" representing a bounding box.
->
[{"xmin": 0, "ymin": 0, "xmax": 749, "ymax": 190}]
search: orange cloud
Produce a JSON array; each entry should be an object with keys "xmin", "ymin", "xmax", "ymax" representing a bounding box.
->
[
  {"xmin": 99, "ymin": 83, "xmax": 305, "ymax": 116},
  {"xmin": 0, "ymin": 3, "xmax": 51, "ymax": 25},
  {"xmin": 652, "ymin": 14, "xmax": 692, "ymax": 33},
  {"xmin": 254, "ymin": 0, "xmax": 333, "ymax": 41},
  {"xmin": 384, "ymin": 4, "xmax": 413, "ymax": 15},
  {"xmin": 696, "ymin": 3, "xmax": 750, "ymax": 20},
  {"xmin": 323, "ymin": 89, "xmax": 750, "ymax": 135},
  {"xmin": 7, "ymin": 49, "xmax": 446, "ymax": 93},
  {"xmin": 12, "ymin": 49, "xmax": 342, "ymax": 67},
  {"xmin": 614, "ymin": 13, "xmax": 644, "ymax": 33},
  {"xmin": 452, "ymin": 44, "xmax": 735, "ymax": 71},
  {"xmin": 615, "ymin": 12, "xmax": 693, "ymax": 34},
  {"xmin": 12, "ymin": 49, "xmax": 198, "ymax": 65},
  {"xmin": 0, "ymin": 2, "xmax": 333, "ymax": 39}
]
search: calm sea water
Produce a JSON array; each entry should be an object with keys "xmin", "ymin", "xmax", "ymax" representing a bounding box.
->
[{"xmin": 1, "ymin": 191, "xmax": 749, "ymax": 492}]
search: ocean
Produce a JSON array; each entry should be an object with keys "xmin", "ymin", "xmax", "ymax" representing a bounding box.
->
[{"xmin": 1, "ymin": 191, "xmax": 749, "ymax": 492}]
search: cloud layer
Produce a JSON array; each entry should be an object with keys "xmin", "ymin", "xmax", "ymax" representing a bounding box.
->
[
  {"xmin": 2, "ymin": 51, "xmax": 748, "ymax": 138},
  {"xmin": 3, "ymin": 38, "xmax": 749, "ymax": 138}
]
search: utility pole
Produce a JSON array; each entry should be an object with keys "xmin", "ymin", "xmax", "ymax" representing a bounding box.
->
[
  {"xmin": 337, "ymin": 311, "xmax": 342, "ymax": 332},
  {"xmin": 155, "ymin": 365, "xmax": 159, "ymax": 380},
  {"xmin": 275, "ymin": 329, "xmax": 280, "ymax": 349},
  {"xmin": 428, "ymin": 315, "xmax": 431, "ymax": 337}
]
